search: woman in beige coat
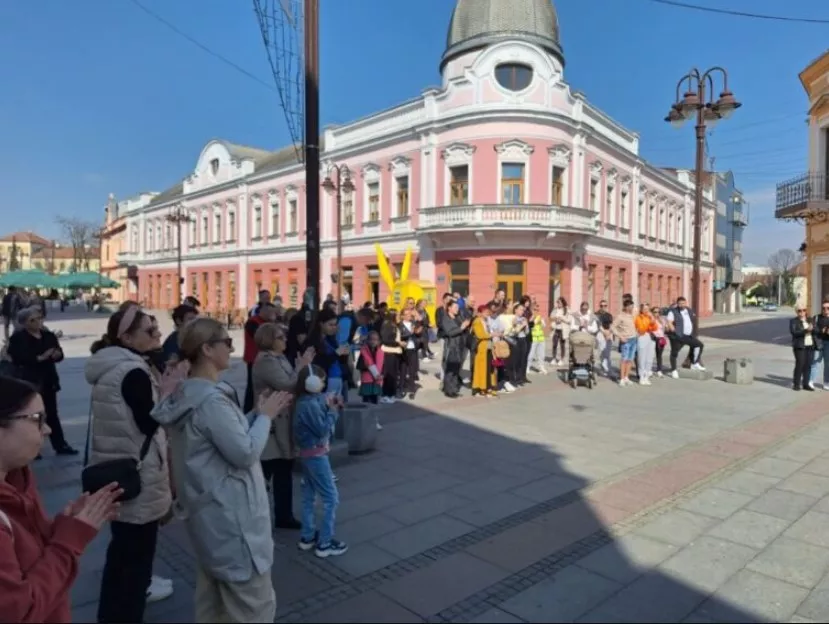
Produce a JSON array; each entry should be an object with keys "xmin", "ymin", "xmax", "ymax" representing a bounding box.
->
[{"xmin": 252, "ymin": 323, "xmax": 315, "ymax": 530}]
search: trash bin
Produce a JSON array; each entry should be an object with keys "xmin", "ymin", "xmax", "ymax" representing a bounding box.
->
[{"xmin": 342, "ymin": 403, "xmax": 378, "ymax": 455}]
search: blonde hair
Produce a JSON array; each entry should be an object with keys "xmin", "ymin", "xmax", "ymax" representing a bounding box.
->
[
  {"xmin": 178, "ymin": 317, "xmax": 225, "ymax": 362},
  {"xmin": 254, "ymin": 322, "xmax": 283, "ymax": 351}
]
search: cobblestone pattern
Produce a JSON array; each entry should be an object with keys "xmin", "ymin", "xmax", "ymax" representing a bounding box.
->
[{"xmin": 277, "ymin": 402, "xmax": 826, "ymax": 622}]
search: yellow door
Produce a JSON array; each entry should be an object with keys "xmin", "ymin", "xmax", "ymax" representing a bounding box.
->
[{"xmin": 496, "ymin": 260, "xmax": 526, "ymax": 302}]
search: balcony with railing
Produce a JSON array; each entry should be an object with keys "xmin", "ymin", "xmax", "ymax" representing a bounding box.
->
[
  {"xmin": 776, "ymin": 171, "xmax": 829, "ymax": 219},
  {"xmin": 117, "ymin": 250, "xmax": 138, "ymax": 266},
  {"xmin": 417, "ymin": 204, "xmax": 598, "ymax": 235},
  {"xmin": 730, "ymin": 208, "xmax": 749, "ymax": 227}
]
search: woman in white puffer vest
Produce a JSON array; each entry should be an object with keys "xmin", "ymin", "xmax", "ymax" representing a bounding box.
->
[{"xmin": 85, "ymin": 305, "xmax": 183, "ymax": 624}]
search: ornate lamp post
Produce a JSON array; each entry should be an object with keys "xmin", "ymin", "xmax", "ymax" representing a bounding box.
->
[
  {"xmin": 665, "ymin": 67, "xmax": 740, "ymax": 334},
  {"xmin": 322, "ymin": 164, "xmax": 355, "ymax": 304},
  {"xmin": 166, "ymin": 204, "xmax": 193, "ymax": 303}
]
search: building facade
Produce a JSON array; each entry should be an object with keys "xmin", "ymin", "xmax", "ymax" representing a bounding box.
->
[
  {"xmin": 100, "ymin": 192, "xmax": 158, "ymax": 302},
  {"xmin": 712, "ymin": 172, "xmax": 747, "ymax": 313},
  {"xmin": 120, "ymin": 0, "xmax": 716, "ymax": 315},
  {"xmin": 776, "ymin": 49, "xmax": 829, "ymax": 310},
  {"xmin": 0, "ymin": 231, "xmax": 52, "ymax": 272}
]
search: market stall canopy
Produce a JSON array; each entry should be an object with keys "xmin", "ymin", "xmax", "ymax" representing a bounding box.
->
[
  {"xmin": 56, "ymin": 271, "xmax": 119, "ymax": 289},
  {"xmin": 0, "ymin": 269, "xmax": 62, "ymax": 289}
]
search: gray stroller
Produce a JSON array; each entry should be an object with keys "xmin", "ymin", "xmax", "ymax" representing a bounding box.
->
[{"xmin": 568, "ymin": 331, "xmax": 597, "ymax": 389}]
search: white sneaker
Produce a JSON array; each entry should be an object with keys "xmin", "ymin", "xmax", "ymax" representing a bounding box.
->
[
  {"xmin": 808, "ymin": 381, "xmax": 815, "ymax": 390},
  {"xmin": 671, "ymin": 370, "xmax": 680, "ymax": 379},
  {"xmin": 691, "ymin": 363, "xmax": 706, "ymax": 371},
  {"xmin": 641, "ymin": 379, "xmax": 652, "ymax": 386},
  {"xmin": 539, "ymin": 367, "xmax": 549, "ymax": 375},
  {"xmin": 376, "ymin": 422, "xmax": 383, "ymax": 431},
  {"xmin": 503, "ymin": 382, "xmax": 517, "ymax": 393},
  {"xmin": 656, "ymin": 371, "xmax": 664, "ymax": 378},
  {"xmin": 146, "ymin": 576, "xmax": 174, "ymax": 603}
]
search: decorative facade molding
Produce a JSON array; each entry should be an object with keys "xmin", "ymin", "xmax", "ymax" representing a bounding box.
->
[
  {"xmin": 388, "ymin": 156, "xmax": 411, "ymax": 177},
  {"xmin": 285, "ymin": 185, "xmax": 298, "ymax": 199},
  {"xmin": 620, "ymin": 175, "xmax": 633, "ymax": 191},
  {"xmin": 361, "ymin": 162, "xmax": 382, "ymax": 182},
  {"xmin": 441, "ymin": 142, "xmax": 476, "ymax": 165},
  {"xmin": 589, "ymin": 161, "xmax": 604, "ymax": 179},
  {"xmin": 606, "ymin": 168, "xmax": 618, "ymax": 185},
  {"xmin": 494, "ymin": 139, "xmax": 534, "ymax": 159},
  {"xmin": 548, "ymin": 144, "xmax": 572, "ymax": 167}
]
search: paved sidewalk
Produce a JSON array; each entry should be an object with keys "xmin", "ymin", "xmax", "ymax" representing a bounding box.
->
[{"xmin": 26, "ymin": 313, "xmax": 829, "ymax": 623}]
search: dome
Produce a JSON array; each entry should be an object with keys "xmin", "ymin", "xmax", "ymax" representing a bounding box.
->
[{"xmin": 441, "ymin": 0, "xmax": 563, "ymax": 70}]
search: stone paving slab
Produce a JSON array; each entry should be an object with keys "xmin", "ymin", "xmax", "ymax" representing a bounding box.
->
[{"xmin": 20, "ymin": 314, "xmax": 828, "ymax": 623}]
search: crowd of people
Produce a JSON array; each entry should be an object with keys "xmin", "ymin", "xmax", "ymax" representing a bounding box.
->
[{"xmin": 0, "ymin": 285, "xmax": 714, "ymax": 623}]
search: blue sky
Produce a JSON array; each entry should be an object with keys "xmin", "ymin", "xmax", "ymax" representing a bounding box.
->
[{"xmin": 0, "ymin": 0, "xmax": 826, "ymax": 263}]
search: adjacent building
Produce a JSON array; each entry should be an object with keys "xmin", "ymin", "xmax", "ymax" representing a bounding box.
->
[
  {"xmin": 0, "ymin": 231, "xmax": 52, "ymax": 272},
  {"xmin": 712, "ymin": 172, "xmax": 747, "ymax": 313},
  {"xmin": 776, "ymin": 49, "xmax": 829, "ymax": 309},
  {"xmin": 118, "ymin": 0, "xmax": 716, "ymax": 315}
]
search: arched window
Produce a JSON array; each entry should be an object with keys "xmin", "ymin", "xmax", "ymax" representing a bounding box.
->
[{"xmin": 495, "ymin": 63, "xmax": 533, "ymax": 91}]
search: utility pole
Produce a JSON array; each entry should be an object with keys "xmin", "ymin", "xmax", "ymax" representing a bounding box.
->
[
  {"xmin": 166, "ymin": 204, "xmax": 192, "ymax": 303},
  {"xmin": 304, "ymin": 0, "xmax": 320, "ymax": 312}
]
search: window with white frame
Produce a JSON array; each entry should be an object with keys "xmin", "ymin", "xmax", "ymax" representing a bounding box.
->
[
  {"xmin": 449, "ymin": 165, "xmax": 469, "ymax": 205},
  {"xmin": 589, "ymin": 179, "xmax": 599, "ymax": 212},
  {"xmin": 501, "ymin": 163, "xmax": 525, "ymax": 204},
  {"xmin": 227, "ymin": 210, "xmax": 236, "ymax": 241},
  {"xmin": 201, "ymin": 214, "xmax": 208, "ymax": 244},
  {"xmin": 188, "ymin": 219, "xmax": 196, "ymax": 247},
  {"xmin": 253, "ymin": 205, "xmax": 262, "ymax": 239},
  {"xmin": 648, "ymin": 204, "xmax": 655, "ymax": 237},
  {"xmin": 659, "ymin": 208, "xmax": 666, "ymax": 240},
  {"xmin": 620, "ymin": 190, "xmax": 629, "ymax": 228},
  {"xmin": 132, "ymin": 225, "xmax": 139, "ymax": 252},
  {"xmin": 269, "ymin": 199, "xmax": 279, "ymax": 237},
  {"xmin": 146, "ymin": 224, "xmax": 153, "ymax": 252},
  {"xmin": 214, "ymin": 213, "xmax": 222, "ymax": 243},
  {"xmin": 551, "ymin": 166, "xmax": 565, "ymax": 205},
  {"xmin": 164, "ymin": 224, "xmax": 171, "ymax": 249},
  {"xmin": 342, "ymin": 191, "xmax": 354, "ymax": 226},
  {"xmin": 606, "ymin": 184, "xmax": 615, "ymax": 226},
  {"xmin": 668, "ymin": 212, "xmax": 674, "ymax": 243},
  {"xmin": 395, "ymin": 176, "xmax": 409, "ymax": 218},
  {"xmin": 677, "ymin": 214, "xmax": 683, "ymax": 246},
  {"xmin": 367, "ymin": 182, "xmax": 380, "ymax": 221},
  {"xmin": 288, "ymin": 199, "xmax": 297, "ymax": 232}
]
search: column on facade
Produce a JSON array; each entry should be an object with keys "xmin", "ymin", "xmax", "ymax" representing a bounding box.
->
[
  {"xmin": 418, "ymin": 235, "xmax": 436, "ymax": 283},
  {"xmin": 237, "ymin": 187, "xmax": 248, "ymax": 309},
  {"xmin": 572, "ymin": 132, "xmax": 587, "ymax": 208},
  {"xmin": 569, "ymin": 243, "xmax": 585, "ymax": 304}
]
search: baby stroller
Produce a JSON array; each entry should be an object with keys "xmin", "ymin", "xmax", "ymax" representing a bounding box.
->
[{"xmin": 568, "ymin": 331, "xmax": 597, "ymax": 389}]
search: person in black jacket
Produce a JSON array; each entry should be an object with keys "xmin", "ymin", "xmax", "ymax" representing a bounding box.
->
[
  {"xmin": 307, "ymin": 307, "xmax": 351, "ymax": 402},
  {"xmin": 398, "ymin": 308, "xmax": 420, "ymax": 398},
  {"xmin": 809, "ymin": 301, "xmax": 829, "ymax": 389},
  {"xmin": 440, "ymin": 300, "xmax": 470, "ymax": 398},
  {"xmin": 790, "ymin": 305, "xmax": 816, "ymax": 391}
]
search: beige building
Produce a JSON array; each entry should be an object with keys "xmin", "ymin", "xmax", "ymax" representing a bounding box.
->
[
  {"xmin": 776, "ymin": 50, "xmax": 829, "ymax": 309},
  {"xmin": 0, "ymin": 231, "xmax": 52, "ymax": 272}
]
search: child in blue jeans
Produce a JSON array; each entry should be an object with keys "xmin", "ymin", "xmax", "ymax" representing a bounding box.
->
[{"xmin": 294, "ymin": 364, "xmax": 348, "ymax": 558}]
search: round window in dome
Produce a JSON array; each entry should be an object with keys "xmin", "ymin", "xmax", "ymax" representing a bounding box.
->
[{"xmin": 495, "ymin": 63, "xmax": 533, "ymax": 92}]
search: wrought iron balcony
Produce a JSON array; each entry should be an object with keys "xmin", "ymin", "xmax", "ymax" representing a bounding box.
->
[
  {"xmin": 417, "ymin": 204, "xmax": 598, "ymax": 234},
  {"xmin": 776, "ymin": 171, "xmax": 829, "ymax": 221},
  {"xmin": 730, "ymin": 209, "xmax": 748, "ymax": 227}
]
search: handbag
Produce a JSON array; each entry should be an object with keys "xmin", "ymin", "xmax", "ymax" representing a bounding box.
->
[
  {"xmin": 493, "ymin": 340, "xmax": 511, "ymax": 359},
  {"xmin": 81, "ymin": 404, "xmax": 153, "ymax": 502}
]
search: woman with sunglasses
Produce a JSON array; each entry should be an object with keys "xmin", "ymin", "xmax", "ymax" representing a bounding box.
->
[
  {"xmin": 85, "ymin": 305, "xmax": 184, "ymax": 623},
  {"xmin": 7, "ymin": 306, "xmax": 78, "ymax": 457},
  {"xmin": 252, "ymin": 322, "xmax": 315, "ymax": 530},
  {"xmin": 152, "ymin": 318, "xmax": 293, "ymax": 622},
  {"xmin": 0, "ymin": 375, "xmax": 123, "ymax": 623},
  {"xmin": 790, "ymin": 305, "xmax": 817, "ymax": 392}
]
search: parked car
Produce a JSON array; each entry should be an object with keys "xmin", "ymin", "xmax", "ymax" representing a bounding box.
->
[{"xmin": 762, "ymin": 303, "xmax": 779, "ymax": 312}]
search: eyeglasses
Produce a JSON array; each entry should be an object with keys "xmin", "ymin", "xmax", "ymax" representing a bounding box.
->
[
  {"xmin": 2, "ymin": 411, "xmax": 46, "ymax": 429},
  {"xmin": 599, "ymin": 303, "xmax": 607, "ymax": 307},
  {"xmin": 210, "ymin": 337, "xmax": 233, "ymax": 348}
]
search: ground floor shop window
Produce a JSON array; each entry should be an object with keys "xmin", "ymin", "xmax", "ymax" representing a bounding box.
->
[
  {"xmin": 496, "ymin": 259, "xmax": 525, "ymax": 302},
  {"xmin": 549, "ymin": 261, "xmax": 562, "ymax": 312},
  {"xmin": 449, "ymin": 260, "xmax": 470, "ymax": 296}
]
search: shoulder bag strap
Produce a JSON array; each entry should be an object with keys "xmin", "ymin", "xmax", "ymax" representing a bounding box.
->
[
  {"xmin": 0, "ymin": 508, "xmax": 12, "ymax": 539},
  {"xmin": 83, "ymin": 396, "xmax": 93, "ymax": 467},
  {"xmin": 136, "ymin": 432, "xmax": 155, "ymax": 465}
]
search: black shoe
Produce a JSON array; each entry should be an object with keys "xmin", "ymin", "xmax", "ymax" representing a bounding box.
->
[
  {"xmin": 35, "ymin": 454, "xmax": 42, "ymax": 460},
  {"xmin": 55, "ymin": 445, "xmax": 79, "ymax": 456},
  {"xmin": 275, "ymin": 518, "xmax": 302, "ymax": 530},
  {"xmin": 805, "ymin": 386, "xmax": 815, "ymax": 392},
  {"xmin": 793, "ymin": 386, "xmax": 802, "ymax": 391}
]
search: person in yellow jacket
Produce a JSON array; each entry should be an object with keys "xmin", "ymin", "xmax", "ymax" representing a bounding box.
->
[{"xmin": 527, "ymin": 302, "xmax": 548, "ymax": 375}]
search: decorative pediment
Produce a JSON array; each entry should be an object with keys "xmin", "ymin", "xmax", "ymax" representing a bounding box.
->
[
  {"xmin": 606, "ymin": 168, "xmax": 618, "ymax": 185},
  {"xmin": 211, "ymin": 202, "xmax": 221, "ymax": 211},
  {"xmin": 285, "ymin": 185, "xmax": 298, "ymax": 199},
  {"xmin": 441, "ymin": 142, "xmax": 476, "ymax": 166},
  {"xmin": 388, "ymin": 156, "xmax": 411, "ymax": 177},
  {"xmin": 495, "ymin": 139, "xmax": 534, "ymax": 159},
  {"xmin": 267, "ymin": 189, "xmax": 279, "ymax": 199},
  {"xmin": 361, "ymin": 163, "xmax": 381, "ymax": 181},
  {"xmin": 548, "ymin": 144, "xmax": 572, "ymax": 167},
  {"xmin": 620, "ymin": 175, "xmax": 633, "ymax": 191},
  {"xmin": 589, "ymin": 161, "xmax": 603, "ymax": 178}
]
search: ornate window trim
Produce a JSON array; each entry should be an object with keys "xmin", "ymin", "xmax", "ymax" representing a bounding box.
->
[
  {"xmin": 442, "ymin": 143, "xmax": 475, "ymax": 205},
  {"xmin": 548, "ymin": 144, "xmax": 571, "ymax": 168},
  {"xmin": 548, "ymin": 145, "xmax": 571, "ymax": 206},
  {"xmin": 497, "ymin": 141, "xmax": 532, "ymax": 205},
  {"xmin": 362, "ymin": 164, "xmax": 381, "ymax": 223},
  {"xmin": 388, "ymin": 156, "xmax": 411, "ymax": 177},
  {"xmin": 494, "ymin": 139, "xmax": 534, "ymax": 159}
]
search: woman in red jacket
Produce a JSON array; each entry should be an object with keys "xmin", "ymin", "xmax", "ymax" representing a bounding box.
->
[{"xmin": 0, "ymin": 375, "xmax": 122, "ymax": 624}]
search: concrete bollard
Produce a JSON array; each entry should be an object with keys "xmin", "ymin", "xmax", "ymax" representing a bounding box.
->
[
  {"xmin": 723, "ymin": 358, "xmax": 754, "ymax": 385},
  {"xmin": 342, "ymin": 403, "xmax": 378, "ymax": 455}
]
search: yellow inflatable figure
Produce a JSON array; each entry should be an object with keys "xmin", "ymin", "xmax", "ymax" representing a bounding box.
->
[{"xmin": 375, "ymin": 244, "xmax": 438, "ymax": 325}]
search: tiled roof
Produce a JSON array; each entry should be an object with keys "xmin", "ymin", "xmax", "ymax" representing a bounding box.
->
[
  {"xmin": 0, "ymin": 231, "xmax": 52, "ymax": 245},
  {"xmin": 31, "ymin": 246, "xmax": 100, "ymax": 260}
]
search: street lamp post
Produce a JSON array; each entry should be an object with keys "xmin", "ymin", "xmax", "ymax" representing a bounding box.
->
[
  {"xmin": 322, "ymin": 164, "xmax": 355, "ymax": 305},
  {"xmin": 166, "ymin": 204, "xmax": 193, "ymax": 304},
  {"xmin": 665, "ymin": 67, "xmax": 740, "ymax": 335}
]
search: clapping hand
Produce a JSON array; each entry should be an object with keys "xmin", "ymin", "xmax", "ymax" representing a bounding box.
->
[
  {"xmin": 257, "ymin": 390, "xmax": 293, "ymax": 420},
  {"xmin": 159, "ymin": 360, "xmax": 189, "ymax": 399},
  {"xmin": 297, "ymin": 347, "xmax": 316, "ymax": 369},
  {"xmin": 63, "ymin": 482, "xmax": 123, "ymax": 530},
  {"xmin": 326, "ymin": 393, "xmax": 344, "ymax": 410}
]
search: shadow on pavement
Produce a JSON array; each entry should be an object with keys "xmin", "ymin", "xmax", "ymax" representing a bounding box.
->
[{"xmin": 31, "ymin": 355, "xmax": 768, "ymax": 623}]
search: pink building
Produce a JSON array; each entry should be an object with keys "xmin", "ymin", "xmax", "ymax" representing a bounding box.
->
[{"xmin": 121, "ymin": 0, "xmax": 715, "ymax": 316}]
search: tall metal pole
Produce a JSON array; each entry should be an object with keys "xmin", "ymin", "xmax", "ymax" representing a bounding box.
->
[
  {"xmin": 691, "ymin": 80, "xmax": 706, "ymax": 337},
  {"xmin": 304, "ymin": 0, "xmax": 321, "ymax": 311},
  {"xmin": 176, "ymin": 215, "xmax": 183, "ymax": 303},
  {"xmin": 336, "ymin": 168, "xmax": 343, "ymax": 305}
]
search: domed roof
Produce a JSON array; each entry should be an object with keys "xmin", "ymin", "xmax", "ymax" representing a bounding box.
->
[{"xmin": 441, "ymin": 0, "xmax": 563, "ymax": 70}]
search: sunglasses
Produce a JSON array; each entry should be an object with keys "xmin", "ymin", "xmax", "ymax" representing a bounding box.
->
[{"xmin": 3, "ymin": 411, "xmax": 46, "ymax": 429}]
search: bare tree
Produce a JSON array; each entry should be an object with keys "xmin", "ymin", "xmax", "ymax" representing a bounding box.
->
[
  {"xmin": 768, "ymin": 248, "xmax": 802, "ymax": 305},
  {"xmin": 57, "ymin": 217, "xmax": 99, "ymax": 272}
]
